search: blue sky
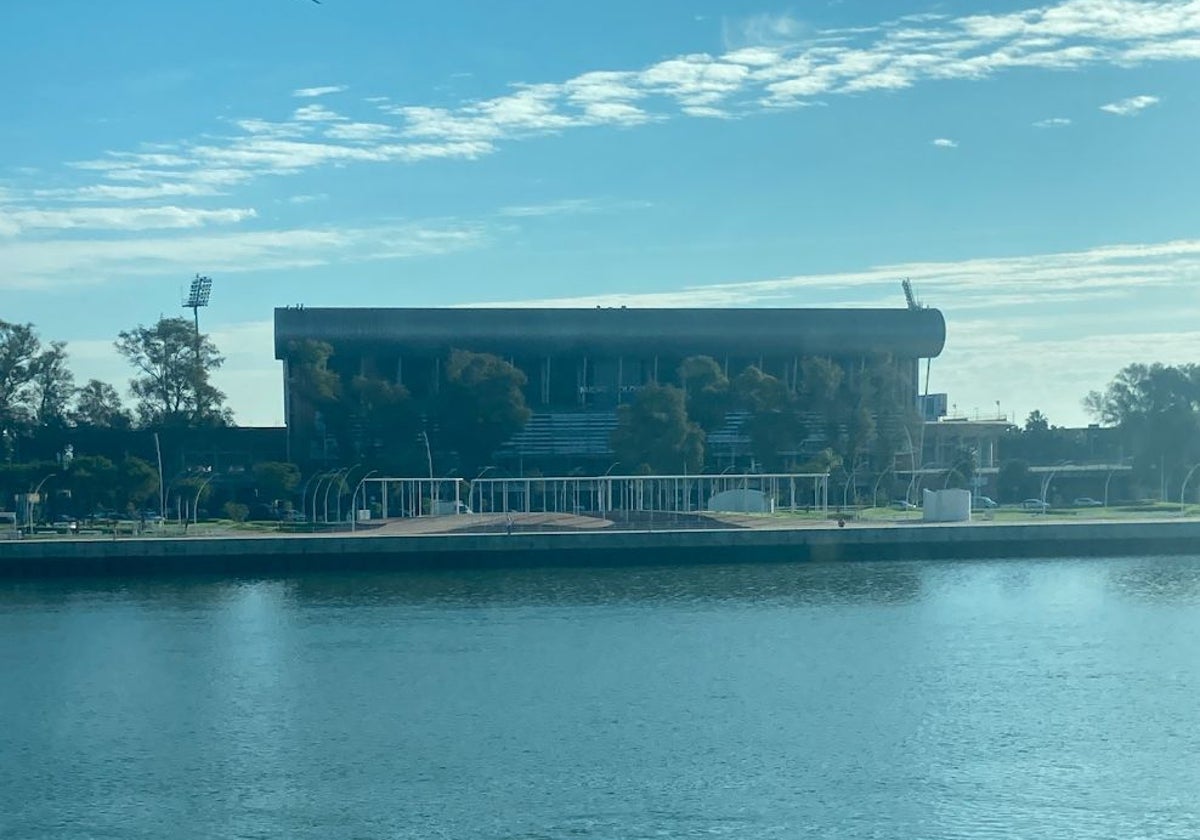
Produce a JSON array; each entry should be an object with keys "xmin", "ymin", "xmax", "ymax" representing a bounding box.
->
[{"xmin": 2, "ymin": 0, "xmax": 1198, "ymax": 427}]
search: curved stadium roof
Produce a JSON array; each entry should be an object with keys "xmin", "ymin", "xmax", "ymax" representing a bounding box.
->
[{"xmin": 274, "ymin": 307, "xmax": 946, "ymax": 360}]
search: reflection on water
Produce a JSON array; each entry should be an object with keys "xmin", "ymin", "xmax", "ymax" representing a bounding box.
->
[{"xmin": 2, "ymin": 555, "xmax": 1200, "ymax": 839}]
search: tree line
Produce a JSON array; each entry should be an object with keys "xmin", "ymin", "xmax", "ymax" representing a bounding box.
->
[
  {"xmin": 992, "ymin": 363, "xmax": 1200, "ymax": 503},
  {"xmin": 1, "ymin": 316, "xmax": 231, "ymax": 454},
  {"xmin": 610, "ymin": 354, "xmax": 920, "ymax": 477}
]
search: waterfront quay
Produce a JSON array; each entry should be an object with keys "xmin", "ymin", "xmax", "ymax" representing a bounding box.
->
[{"xmin": 2, "ymin": 518, "xmax": 1198, "ymax": 579}]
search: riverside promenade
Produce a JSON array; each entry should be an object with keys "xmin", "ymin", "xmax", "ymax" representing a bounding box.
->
[{"xmin": 1, "ymin": 517, "xmax": 1198, "ymax": 578}]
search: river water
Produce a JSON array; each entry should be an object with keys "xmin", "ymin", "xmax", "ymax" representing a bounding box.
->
[{"xmin": 2, "ymin": 556, "xmax": 1199, "ymax": 839}]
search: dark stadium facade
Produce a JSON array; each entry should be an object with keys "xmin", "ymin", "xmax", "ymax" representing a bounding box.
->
[{"xmin": 274, "ymin": 307, "xmax": 947, "ymax": 469}]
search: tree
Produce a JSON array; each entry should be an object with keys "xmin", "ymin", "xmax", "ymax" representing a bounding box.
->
[
  {"xmin": 996, "ymin": 459, "xmax": 1035, "ymax": 503},
  {"xmin": 1024, "ymin": 410, "xmax": 1051, "ymax": 434},
  {"xmin": 1086, "ymin": 363, "xmax": 1200, "ymax": 496},
  {"xmin": 29, "ymin": 341, "xmax": 75, "ymax": 429},
  {"xmin": 734, "ymin": 366, "xmax": 801, "ymax": 471},
  {"xmin": 437, "ymin": 350, "xmax": 532, "ymax": 474},
  {"xmin": 115, "ymin": 317, "xmax": 231, "ymax": 428},
  {"xmin": 678, "ymin": 355, "xmax": 731, "ymax": 434},
  {"xmin": 222, "ymin": 501, "xmax": 249, "ymax": 522},
  {"xmin": 288, "ymin": 339, "xmax": 341, "ymax": 405},
  {"xmin": 0, "ymin": 319, "xmax": 43, "ymax": 449},
  {"xmin": 345, "ymin": 375, "xmax": 419, "ymax": 468},
  {"xmin": 253, "ymin": 461, "xmax": 301, "ymax": 505},
  {"xmin": 66, "ymin": 455, "xmax": 119, "ymax": 514},
  {"xmin": 117, "ymin": 456, "xmax": 160, "ymax": 511},
  {"xmin": 610, "ymin": 383, "xmax": 703, "ymax": 473},
  {"xmin": 71, "ymin": 380, "xmax": 133, "ymax": 429}
]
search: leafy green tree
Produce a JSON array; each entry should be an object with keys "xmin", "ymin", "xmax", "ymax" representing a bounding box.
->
[
  {"xmin": 437, "ymin": 350, "xmax": 532, "ymax": 475},
  {"xmin": 610, "ymin": 383, "xmax": 704, "ymax": 473},
  {"xmin": 30, "ymin": 341, "xmax": 75, "ymax": 429},
  {"xmin": 678, "ymin": 355, "xmax": 731, "ymax": 434},
  {"xmin": 66, "ymin": 455, "xmax": 118, "ymax": 514},
  {"xmin": 346, "ymin": 375, "xmax": 419, "ymax": 468},
  {"xmin": 117, "ymin": 456, "xmax": 160, "ymax": 511},
  {"xmin": 0, "ymin": 319, "xmax": 43, "ymax": 449},
  {"xmin": 222, "ymin": 501, "xmax": 249, "ymax": 522},
  {"xmin": 71, "ymin": 380, "xmax": 133, "ymax": 429},
  {"xmin": 734, "ymin": 366, "xmax": 801, "ymax": 471},
  {"xmin": 288, "ymin": 339, "xmax": 342, "ymax": 405},
  {"xmin": 115, "ymin": 317, "xmax": 231, "ymax": 427},
  {"xmin": 1085, "ymin": 362, "xmax": 1200, "ymax": 496},
  {"xmin": 253, "ymin": 461, "xmax": 301, "ymax": 505},
  {"xmin": 996, "ymin": 459, "xmax": 1035, "ymax": 503}
]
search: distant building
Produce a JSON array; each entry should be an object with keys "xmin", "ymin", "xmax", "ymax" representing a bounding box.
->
[{"xmin": 274, "ymin": 307, "xmax": 947, "ymax": 469}]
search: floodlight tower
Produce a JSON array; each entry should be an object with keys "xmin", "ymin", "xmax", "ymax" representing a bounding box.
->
[
  {"xmin": 184, "ymin": 274, "xmax": 214, "ymax": 336},
  {"xmin": 183, "ymin": 274, "xmax": 214, "ymax": 416}
]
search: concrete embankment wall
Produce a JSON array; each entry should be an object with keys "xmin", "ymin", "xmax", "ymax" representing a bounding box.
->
[{"xmin": 2, "ymin": 520, "xmax": 1198, "ymax": 579}]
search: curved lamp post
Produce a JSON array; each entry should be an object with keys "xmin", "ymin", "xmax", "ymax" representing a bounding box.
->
[
  {"xmin": 309, "ymin": 469, "xmax": 337, "ymax": 522},
  {"xmin": 841, "ymin": 462, "xmax": 864, "ymax": 510},
  {"xmin": 321, "ymin": 469, "xmax": 347, "ymax": 524},
  {"xmin": 192, "ymin": 474, "xmax": 216, "ymax": 525},
  {"xmin": 871, "ymin": 465, "xmax": 894, "ymax": 509},
  {"xmin": 470, "ymin": 466, "xmax": 495, "ymax": 513},
  {"xmin": 297, "ymin": 471, "xmax": 324, "ymax": 518},
  {"xmin": 350, "ymin": 470, "xmax": 378, "ymax": 532},
  {"xmin": 1179, "ymin": 463, "xmax": 1200, "ymax": 516},
  {"xmin": 1039, "ymin": 464, "xmax": 1068, "ymax": 515},
  {"xmin": 27, "ymin": 473, "xmax": 56, "ymax": 529},
  {"xmin": 336, "ymin": 463, "xmax": 364, "ymax": 524}
]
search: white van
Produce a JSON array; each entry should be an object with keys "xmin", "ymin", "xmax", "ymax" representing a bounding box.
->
[{"xmin": 430, "ymin": 500, "xmax": 472, "ymax": 515}]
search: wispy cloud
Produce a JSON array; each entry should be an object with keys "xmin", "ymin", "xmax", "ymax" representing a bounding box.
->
[
  {"xmin": 0, "ymin": 205, "xmax": 254, "ymax": 236},
  {"xmin": 0, "ymin": 220, "xmax": 487, "ymax": 290},
  {"xmin": 1033, "ymin": 116, "xmax": 1073, "ymax": 128},
  {"xmin": 292, "ymin": 85, "xmax": 347, "ymax": 98},
  {"xmin": 721, "ymin": 12, "xmax": 810, "ymax": 50},
  {"xmin": 932, "ymin": 137, "xmax": 958, "ymax": 148},
  {"xmin": 471, "ymin": 237, "xmax": 1200, "ymax": 311},
  {"xmin": 1099, "ymin": 94, "xmax": 1160, "ymax": 115},
  {"xmin": 496, "ymin": 197, "xmax": 650, "ymax": 218},
  {"xmin": 23, "ymin": 0, "xmax": 1199, "ymax": 212}
]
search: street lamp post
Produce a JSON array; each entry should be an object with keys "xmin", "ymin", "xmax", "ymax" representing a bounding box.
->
[
  {"xmin": 1039, "ymin": 465, "xmax": 1066, "ymax": 515},
  {"xmin": 1103, "ymin": 468, "xmax": 1117, "ymax": 509},
  {"xmin": 27, "ymin": 473, "xmax": 56, "ymax": 531},
  {"xmin": 420, "ymin": 430, "xmax": 434, "ymax": 480},
  {"xmin": 842, "ymin": 462, "xmax": 863, "ymax": 511},
  {"xmin": 310, "ymin": 469, "xmax": 336, "ymax": 522},
  {"xmin": 336, "ymin": 464, "xmax": 363, "ymax": 524},
  {"xmin": 1179, "ymin": 463, "xmax": 1200, "ymax": 516},
  {"xmin": 323, "ymin": 468, "xmax": 347, "ymax": 524},
  {"xmin": 350, "ymin": 470, "xmax": 378, "ymax": 532},
  {"xmin": 193, "ymin": 474, "xmax": 216, "ymax": 525},
  {"xmin": 871, "ymin": 465, "xmax": 894, "ymax": 509},
  {"xmin": 470, "ymin": 466, "xmax": 495, "ymax": 513},
  {"xmin": 298, "ymin": 471, "xmax": 322, "ymax": 518}
]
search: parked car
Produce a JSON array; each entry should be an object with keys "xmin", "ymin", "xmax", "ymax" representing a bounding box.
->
[
  {"xmin": 1022, "ymin": 498, "xmax": 1050, "ymax": 511},
  {"xmin": 891, "ymin": 500, "xmax": 918, "ymax": 510},
  {"xmin": 973, "ymin": 496, "xmax": 998, "ymax": 509},
  {"xmin": 1073, "ymin": 497, "xmax": 1104, "ymax": 507}
]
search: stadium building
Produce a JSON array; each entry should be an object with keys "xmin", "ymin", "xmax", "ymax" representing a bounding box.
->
[{"xmin": 274, "ymin": 307, "xmax": 946, "ymax": 469}]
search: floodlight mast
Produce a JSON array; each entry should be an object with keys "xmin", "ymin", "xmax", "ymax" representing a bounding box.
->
[
  {"xmin": 183, "ymin": 275, "xmax": 214, "ymax": 416},
  {"xmin": 184, "ymin": 274, "xmax": 213, "ymax": 335}
]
